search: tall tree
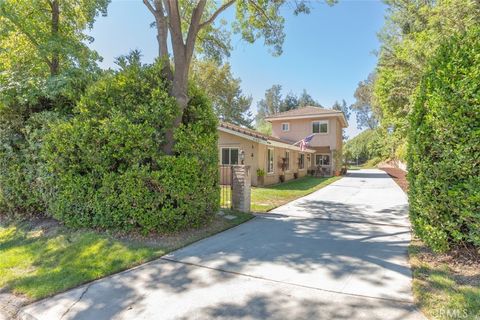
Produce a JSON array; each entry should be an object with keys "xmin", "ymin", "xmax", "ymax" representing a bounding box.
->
[
  {"xmin": 0, "ymin": 0, "xmax": 109, "ymax": 105},
  {"xmin": 192, "ymin": 60, "xmax": 253, "ymax": 128},
  {"xmin": 351, "ymin": 73, "xmax": 378, "ymax": 130},
  {"xmin": 298, "ymin": 89, "xmax": 321, "ymax": 107},
  {"xmin": 332, "ymin": 99, "xmax": 350, "ymax": 120},
  {"xmin": 281, "ymin": 92, "xmax": 299, "ymax": 112},
  {"xmin": 143, "ymin": 0, "xmax": 335, "ymax": 154}
]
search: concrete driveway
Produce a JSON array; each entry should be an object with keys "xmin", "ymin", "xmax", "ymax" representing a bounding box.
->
[{"xmin": 20, "ymin": 169, "xmax": 424, "ymax": 320}]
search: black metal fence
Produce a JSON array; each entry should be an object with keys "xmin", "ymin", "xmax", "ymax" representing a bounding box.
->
[{"xmin": 219, "ymin": 165, "xmax": 232, "ymax": 209}]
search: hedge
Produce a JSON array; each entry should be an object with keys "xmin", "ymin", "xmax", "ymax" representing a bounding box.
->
[
  {"xmin": 42, "ymin": 61, "xmax": 219, "ymax": 233},
  {"xmin": 407, "ymin": 26, "xmax": 480, "ymax": 252}
]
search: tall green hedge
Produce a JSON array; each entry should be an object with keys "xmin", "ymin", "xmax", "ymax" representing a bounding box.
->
[
  {"xmin": 408, "ymin": 27, "xmax": 480, "ymax": 252},
  {"xmin": 42, "ymin": 61, "xmax": 219, "ymax": 233}
]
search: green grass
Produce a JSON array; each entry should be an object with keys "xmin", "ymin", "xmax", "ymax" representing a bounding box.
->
[
  {"xmin": 409, "ymin": 241, "xmax": 480, "ymax": 319},
  {"xmin": 0, "ymin": 211, "xmax": 252, "ymax": 300},
  {"xmin": 250, "ymin": 176, "xmax": 341, "ymax": 212}
]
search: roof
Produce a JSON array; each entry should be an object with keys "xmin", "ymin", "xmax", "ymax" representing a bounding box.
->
[
  {"xmin": 264, "ymin": 106, "xmax": 348, "ymax": 128},
  {"xmin": 218, "ymin": 122, "xmax": 315, "ymax": 153}
]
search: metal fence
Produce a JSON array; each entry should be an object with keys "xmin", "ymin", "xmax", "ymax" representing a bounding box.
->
[{"xmin": 219, "ymin": 165, "xmax": 232, "ymax": 209}]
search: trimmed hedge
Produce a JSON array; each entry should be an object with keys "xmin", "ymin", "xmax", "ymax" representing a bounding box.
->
[
  {"xmin": 43, "ymin": 61, "xmax": 219, "ymax": 233},
  {"xmin": 408, "ymin": 27, "xmax": 480, "ymax": 252}
]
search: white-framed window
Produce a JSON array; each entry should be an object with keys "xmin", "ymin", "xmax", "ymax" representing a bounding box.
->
[
  {"xmin": 299, "ymin": 153, "xmax": 305, "ymax": 170},
  {"xmin": 281, "ymin": 122, "xmax": 290, "ymax": 132},
  {"xmin": 285, "ymin": 151, "xmax": 290, "ymax": 171},
  {"xmin": 315, "ymin": 154, "xmax": 330, "ymax": 166},
  {"xmin": 312, "ymin": 120, "xmax": 328, "ymax": 134},
  {"xmin": 221, "ymin": 147, "xmax": 239, "ymax": 165},
  {"xmin": 267, "ymin": 148, "xmax": 274, "ymax": 173}
]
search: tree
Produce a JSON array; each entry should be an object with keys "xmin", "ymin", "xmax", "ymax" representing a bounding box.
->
[
  {"xmin": 192, "ymin": 60, "xmax": 253, "ymax": 128},
  {"xmin": 143, "ymin": 0, "xmax": 335, "ymax": 154},
  {"xmin": 298, "ymin": 89, "xmax": 321, "ymax": 107},
  {"xmin": 255, "ymin": 84, "xmax": 284, "ymax": 127},
  {"xmin": 281, "ymin": 93, "xmax": 299, "ymax": 112},
  {"xmin": 0, "ymin": 0, "xmax": 109, "ymax": 107},
  {"xmin": 332, "ymin": 99, "xmax": 350, "ymax": 121},
  {"xmin": 351, "ymin": 73, "xmax": 378, "ymax": 130}
]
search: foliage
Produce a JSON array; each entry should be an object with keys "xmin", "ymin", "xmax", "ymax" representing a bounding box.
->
[
  {"xmin": 0, "ymin": 110, "xmax": 63, "ymax": 217},
  {"xmin": 255, "ymin": 85, "xmax": 322, "ymax": 128},
  {"xmin": 331, "ymin": 99, "xmax": 350, "ymax": 121},
  {"xmin": 43, "ymin": 60, "xmax": 219, "ymax": 233},
  {"xmin": 344, "ymin": 129, "xmax": 387, "ymax": 164},
  {"xmin": 373, "ymin": 0, "xmax": 480, "ymax": 158},
  {"xmin": 408, "ymin": 26, "xmax": 480, "ymax": 252},
  {"xmin": 350, "ymin": 73, "xmax": 378, "ymax": 130},
  {"xmin": 192, "ymin": 59, "xmax": 253, "ymax": 127},
  {"xmin": 256, "ymin": 169, "xmax": 266, "ymax": 177}
]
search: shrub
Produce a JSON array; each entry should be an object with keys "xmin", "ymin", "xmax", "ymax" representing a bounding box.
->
[
  {"xmin": 43, "ymin": 60, "xmax": 219, "ymax": 233},
  {"xmin": 408, "ymin": 27, "xmax": 480, "ymax": 252},
  {"xmin": 0, "ymin": 106, "xmax": 63, "ymax": 217}
]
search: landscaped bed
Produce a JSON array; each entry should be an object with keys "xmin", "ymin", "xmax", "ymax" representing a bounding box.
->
[
  {"xmin": 251, "ymin": 175, "xmax": 341, "ymax": 212},
  {"xmin": 0, "ymin": 211, "xmax": 252, "ymax": 312}
]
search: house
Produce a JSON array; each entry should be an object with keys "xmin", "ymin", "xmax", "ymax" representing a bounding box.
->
[{"xmin": 218, "ymin": 106, "xmax": 348, "ymax": 186}]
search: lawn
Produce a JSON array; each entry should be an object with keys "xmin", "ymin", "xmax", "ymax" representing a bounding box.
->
[
  {"xmin": 250, "ymin": 175, "xmax": 341, "ymax": 212},
  {"xmin": 0, "ymin": 211, "xmax": 252, "ymax": 301},
  {"xmin": 409, "ymin": 239, "xmax": 480, "ymax": 320}
]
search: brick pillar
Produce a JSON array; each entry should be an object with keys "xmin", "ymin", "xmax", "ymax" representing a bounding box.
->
[{"xmin": 231, "ymin": 165, "xmax": 251, "ymax": 213}]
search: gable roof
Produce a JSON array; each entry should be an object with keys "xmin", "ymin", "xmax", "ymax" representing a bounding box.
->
[
  {"xmin": 264, "ymin": 106, "xmax": 348, "ymax": 128},
  {"xmin": 218, "ymin": 122, "xmax": 315, "ymax": 153}
]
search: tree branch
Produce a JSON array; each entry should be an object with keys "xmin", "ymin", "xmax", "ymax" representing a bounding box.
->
[{"xmin": 199, "ymin": 0, "xmax": 236, "ymax": 30}]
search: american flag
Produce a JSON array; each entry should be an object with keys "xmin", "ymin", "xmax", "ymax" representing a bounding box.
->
[{"xmin": 298, "ymin": 134, "xmax": 314, "ymax": 151}]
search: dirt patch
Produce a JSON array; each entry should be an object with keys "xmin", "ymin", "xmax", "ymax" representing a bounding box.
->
[{"xmin": 379, "ymin": 165, "xmax": 408, "ymax": 192}]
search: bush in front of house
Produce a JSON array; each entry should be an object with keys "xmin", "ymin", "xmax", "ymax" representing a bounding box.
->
[
  {"xmin": 43, "ymin": 58, "xmax": 219, "ymax": 233},
  {"xmin": 408, "ymin": 26, "xmax": 480, "ymax": 252}
]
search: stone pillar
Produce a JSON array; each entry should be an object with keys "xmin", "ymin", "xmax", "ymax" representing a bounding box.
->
[{"xmin": 231, "ymin": 165, "xmax": 251, "ymax": 213}]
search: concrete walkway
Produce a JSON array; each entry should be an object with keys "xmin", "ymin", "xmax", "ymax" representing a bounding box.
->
[{"xmin": 20, "ymin": 169, "xmax": 424, "ymax": 320}]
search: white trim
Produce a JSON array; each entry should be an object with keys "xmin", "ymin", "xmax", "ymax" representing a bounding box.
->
[
  {"xmin": 312, "ymin": 120, "xmax": 329, "ymax": 134},
  {"xmin": 281, "ymin": 122, "xmax": 290, "ymax": 132},
  {"xmin": 299, "ymin": 153, "xmax": 306, "ymax": 170},
  {"xmin": 315, "ymin": 153, "xmax": 331, "ymax": 166}
]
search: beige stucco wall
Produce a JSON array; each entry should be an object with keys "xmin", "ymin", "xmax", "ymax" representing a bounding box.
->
[
  {"xmin": 218, "ymin": 130, "xmax": 260, "ymax": 186},
  {"xmin": 257, "ymin": 144, "xmax": 309, "ymax": 186},
  {"xmin": 270, "ymin": 116, "xmax": 340, "ymax": 150}
]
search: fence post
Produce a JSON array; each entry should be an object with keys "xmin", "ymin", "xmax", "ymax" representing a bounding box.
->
[{"xmin": 231, "ymin": 165, "xmax": 251, "ymax": 213}]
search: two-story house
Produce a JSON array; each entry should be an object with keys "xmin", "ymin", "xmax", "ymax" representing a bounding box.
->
[{"xmin": 218, "ymin": 106, "xmax": 348, "ymax": 186}]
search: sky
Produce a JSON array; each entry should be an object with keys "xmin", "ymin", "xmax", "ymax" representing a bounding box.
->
[{"xmin": 88, "ymin": 0, "xmax": 387, "ymax": 138}]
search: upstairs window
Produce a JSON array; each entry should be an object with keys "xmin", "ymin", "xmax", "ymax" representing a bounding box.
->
[
  {"xmin": 281, "ymin": 122, "xmax": 290, "ymax": 132},
  {"xmin": 312, "ymin": 120, "xmax": 328, "ymax": 134},
  {"xmin": 221, "ymin": 148, "xmax": 239, "ymax": 165}
]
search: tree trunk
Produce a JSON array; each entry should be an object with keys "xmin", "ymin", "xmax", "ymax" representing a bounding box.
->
[{"xmin": 50, "ymin": 0, "xmax": 60, "ymax": 76}]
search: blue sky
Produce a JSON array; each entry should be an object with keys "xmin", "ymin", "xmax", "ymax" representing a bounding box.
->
[{"xmin": 88, "ymin": 0, "xmax": 387, "ymax": 138}]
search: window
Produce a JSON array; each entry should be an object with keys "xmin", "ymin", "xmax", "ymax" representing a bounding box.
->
[
  {"xmin": 281, "ymin": 122, "xmax": 290, "ymax": 132},
  {"xmin": 299, "ymin": 154, "xmax": 305, "ymax": 169},
  {"xmin": 315, "ymin": 154, "xmax": 330, "ymax": 166},
  {"xmin": 285, "ymin": 151, "xmax": 290, "ymax": 171},
  {"xmin": 312, "ymin": 120, "xmax": 328, "ymax": 134},
  {"xmin": 221, "ymin": 148, "xmax": 239, "ymax": 165},
  {"xmin": 267, "ymin": 148, "xmax": 274, "ymax": 173}
]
